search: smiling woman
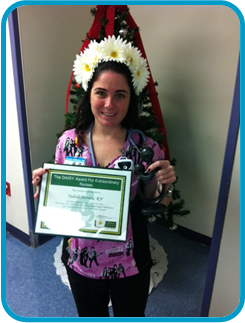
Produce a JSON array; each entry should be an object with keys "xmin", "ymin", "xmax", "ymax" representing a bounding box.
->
[{"xmin": 31, "ymin": 20, "xmax": 176, "ymax": 316}]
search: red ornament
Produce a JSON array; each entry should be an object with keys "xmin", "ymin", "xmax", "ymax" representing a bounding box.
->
[{"xmin": 75, "ymin": 83, "xmax": 80, "ymax": 89}]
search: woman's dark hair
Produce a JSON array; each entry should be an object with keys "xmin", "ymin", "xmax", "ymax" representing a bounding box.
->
[{"xmin": 65, "ymin": 61, "xmax": 144, "ymax": 136}]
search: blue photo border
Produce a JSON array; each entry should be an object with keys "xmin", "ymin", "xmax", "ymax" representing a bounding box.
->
[{"xmin": 1, "ymin": 1, "xmax": 244, "ymax": 322}]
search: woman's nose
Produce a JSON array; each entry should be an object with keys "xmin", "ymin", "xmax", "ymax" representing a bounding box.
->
[{"xmin": 104, "ymin": 96, "xmax": 114, "ymax": 108}]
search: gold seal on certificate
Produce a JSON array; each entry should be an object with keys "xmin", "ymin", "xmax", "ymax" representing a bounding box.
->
[{"xmin": 34, "ymin": 163, "xmax": 132, "ymax": 242}]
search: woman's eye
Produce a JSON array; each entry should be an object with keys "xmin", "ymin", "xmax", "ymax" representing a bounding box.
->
[
  {"xmin": 96, "ymin": 91, "xmax": 106, "ymax": 97},
  {"xmin": 116, "ymin": 93, "xmax": 125, "ymax": 99}
]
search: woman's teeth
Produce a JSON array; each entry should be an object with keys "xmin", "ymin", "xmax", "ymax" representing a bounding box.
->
[{"xmin": 102, "ymin": 112, "xmax": 116, "ymax": 117}]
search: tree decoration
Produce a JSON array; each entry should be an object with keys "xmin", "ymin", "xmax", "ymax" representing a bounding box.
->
[{"xmin": 60, "ymin": 5, "xmax": 190, "ymax": 229}]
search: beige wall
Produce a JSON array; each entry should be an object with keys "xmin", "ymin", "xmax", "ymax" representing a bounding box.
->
[
  {"xmin": 209, "ymin": 131, "xmax": 240, "ymax": 317},
  {"xmin": 16, "ymin": 4, "xmax": 240, "ymax": 238},
  {"xmin": 129, "ymin": 5, "xmax": 240, "ymax": 236},
  {"xmin": 17, "ymin": 5, "xmax": 95, "ymax": 170}
]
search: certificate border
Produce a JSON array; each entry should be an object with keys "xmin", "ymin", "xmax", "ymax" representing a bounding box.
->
[{"xmin": 34, "ymin": 163, "xmax": 132, "ymax": 242}]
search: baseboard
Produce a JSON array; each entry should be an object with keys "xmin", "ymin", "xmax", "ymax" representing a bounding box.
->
[
  {"xmin": 6, "ymin": 222, "xmax": 54, "ymax": 248},
  {"xmin": 153, "ymin": 221, "xmax": 212, "ymax": 246},
  {"xmin": 175, "ymin": 224, "xmax": 212, "ymax": 246},
  {"xmin": 6, "ymin": 222, "xmax": 31, "ymax": 246}
]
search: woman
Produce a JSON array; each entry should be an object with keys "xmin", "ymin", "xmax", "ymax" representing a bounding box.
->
[{"xmin": 32, "ymin": 36, "xmax": 176, "ymax": 317}]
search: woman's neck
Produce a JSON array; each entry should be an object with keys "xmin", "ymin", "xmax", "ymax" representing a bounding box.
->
[
  {"xmin": 92, "ymin": 122, "xmax": 126, "ymax": 141},
  {"xmin": 89, "ymin": 122, "xmax": 127, "ymax": 167}
]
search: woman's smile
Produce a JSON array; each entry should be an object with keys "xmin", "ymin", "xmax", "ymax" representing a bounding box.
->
[{"xmin": 101, "ymin": 111, "xmax": 117, "ymax": 117}]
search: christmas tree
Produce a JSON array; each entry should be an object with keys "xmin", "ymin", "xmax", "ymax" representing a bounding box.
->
[{"xmin": 61, "ymin": 5, "xmax": 190, "ymax": 229}]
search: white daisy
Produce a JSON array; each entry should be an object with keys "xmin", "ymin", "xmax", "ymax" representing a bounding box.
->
[
  {"xmin": 95, "ymin": 219, "xmax": 105, "ymax": 228},
  {"xmin": 99, "ymin": 35, "xmax": 127, "ymax": 62},
  {"xmin": 86, "ymin": 40, "xmax": 103, "ymax": 66},
  {"xmin": 132, "ymin": 57, "xmax": 150, "ymax": 95},
  {"xmin": 125, "ymin": 45, "xmax": 142, "ymax": 72},
  {"xmin": 73, "ymin": 50, "xmax": 94, "ymax": 86}
]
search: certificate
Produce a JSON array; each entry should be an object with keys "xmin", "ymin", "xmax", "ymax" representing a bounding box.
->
[{"xmin": 34, "ymin": 163, "xmax": 132, "ymax": 242}]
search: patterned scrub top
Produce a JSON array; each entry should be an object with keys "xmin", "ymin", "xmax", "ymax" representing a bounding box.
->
[{"xmin": 55, "ymin": 128, "xmax": 165, "ymax": 280}]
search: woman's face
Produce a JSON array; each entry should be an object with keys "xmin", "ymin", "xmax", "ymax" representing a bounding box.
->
[{"xmin": 90, "ymin": 71, "xmax": 131, "ymax": 129}]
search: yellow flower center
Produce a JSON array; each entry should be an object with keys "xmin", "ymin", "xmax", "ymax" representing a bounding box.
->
[
  {"xmin": 129, "ymin": 57, "xmax": 133, "ymax": 64},
  {"xmin": 85, "ymin": 64, "xmax": 90, "ymax": 72},
  {"xmin": 137, "ymin": 70, "xmax": 141, "ymax": 78},
  {"xmin": 111, "ymin": 51, "xmax": 118, "ymax": 58}
]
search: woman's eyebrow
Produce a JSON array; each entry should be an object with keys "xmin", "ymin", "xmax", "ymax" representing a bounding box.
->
[
  {"xmin": 94, "ymin": 87, "xmax": 129, "ymax": 94},
  {"xmin": 115, "ymin": 89, "xmax": 129, "ymax": 94},
  {"xmin": 93, "ymin": 87, "xmax": 106, "ymax": 91}
]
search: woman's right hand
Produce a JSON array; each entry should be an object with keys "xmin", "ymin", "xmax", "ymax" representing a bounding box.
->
[{"xmin": 32, "ymin": 168, "xmax": 49, "ymax": 199}]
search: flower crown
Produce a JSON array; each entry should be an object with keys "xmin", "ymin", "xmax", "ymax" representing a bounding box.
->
[{"xmin": 73, "ymin": 35, "xmax": 150, "ymax": 95}]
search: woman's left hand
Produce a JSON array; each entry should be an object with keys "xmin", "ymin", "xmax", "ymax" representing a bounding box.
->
[{"xmin": 148, "ymin": 160, "xmax": 176, "ymax": 189}]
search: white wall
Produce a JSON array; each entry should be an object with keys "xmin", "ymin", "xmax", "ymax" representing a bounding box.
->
[
  {"xmin": 16, "ymin": 4, "xmax": 240, "ymax": 238},
  {"xmin": 6, "ymin": 20, "xmax": 29, "ymax": 234}
]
